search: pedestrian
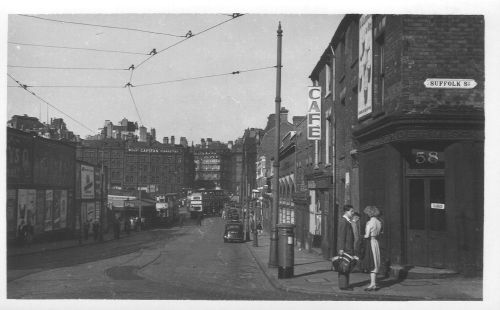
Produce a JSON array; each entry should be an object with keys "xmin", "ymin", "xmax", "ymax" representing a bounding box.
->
[
  {"xmin": 257, "ymin": 222, "xmax": 263, "ymax": 235},
  {"xmin": 197, "ymin": 212, "xmax": 203, "ymax": 226},
  {"xmin": 113, "ymin": 217, "xmax": 120, "ymax": 239},
  {"xmin": 83, "ymin": 220, "xmax": 90, "ymax": 240},
  {"xmin": 17, "ymin": 220, "xmax": 26, "ymax": 245},
  {"xmin": 125, "ymin": 217, "xmax": 131, "ymax": 235},
  {"xmin": 351, "ymin": 212, "xmax": 362, "ymax": 257},
  {"xmin": 337, "ymin": 204, "xmax": 356, "ymax": 291},
  {"xmin": 179, "ymin": 214, "xmax": 184, "ymax": 227},
  {"xmin": 360, "ymin": 206, "xmax": 383, "ymax": 291},
  {"xmin": 92, "ymin": 220, "xmax": 100, "ymax": 241}
]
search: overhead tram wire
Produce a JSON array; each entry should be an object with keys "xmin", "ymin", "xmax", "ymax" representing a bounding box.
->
[
  {"xmin": 133, "ymin": 65, "xmax": 277, "ymax": 87},
  {"xmin": 7, "ymin": 73, "xmax": 95, "ymax": 133},
  {"xmin": 8, "ymin": 41, "xmax": 149, "ymax": 56},
  {"xmin": 8, "ymin": 65, "xmax": 129, "ymax": 71},
  {"xmin": 18, "ymin": 14, "xmax": 187, "ymax": 38},
  {"xmin": 125, "ymin": 85, "xmax": 143, "ymax": 126},
  {"xmin": 133, "ymin": 14, "xmax": 245, "ymax": 71},
  {"xmin": 6, "ymin": 65, "xmax": 275, "ymax": 89}
]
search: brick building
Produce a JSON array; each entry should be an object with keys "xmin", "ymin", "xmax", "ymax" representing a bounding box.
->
[
  {"xmin": 324, "ymin": 14, "xmax": 484, "ymax": 275},
  {"xmin": 78, "ymin": 138, "xmax": 193, "ymax": 195}
]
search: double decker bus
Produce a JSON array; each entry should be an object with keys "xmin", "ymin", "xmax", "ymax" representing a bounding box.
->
[{"xmin": 188, "ymin": 192, "xmax": 203, "ymax": 218}]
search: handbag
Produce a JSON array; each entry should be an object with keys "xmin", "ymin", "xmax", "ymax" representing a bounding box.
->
[{"xmin": 331, "ymin": 252, "xmax": 357, "ymax": 273}]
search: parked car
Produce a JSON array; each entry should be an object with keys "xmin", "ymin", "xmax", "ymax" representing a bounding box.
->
[{"xmin": 223, "ymin": 221, "xmax": 244, "ymax": 243}]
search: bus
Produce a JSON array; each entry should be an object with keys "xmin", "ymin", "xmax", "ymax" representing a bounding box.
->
[{"xmin": 188, "ymin": 192, "xmax": 203, "ymax": 218}]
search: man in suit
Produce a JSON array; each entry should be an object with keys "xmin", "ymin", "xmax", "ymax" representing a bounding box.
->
[{"xmin": 337, "ymin": 204, "xmax": 355, "ymax": 290}]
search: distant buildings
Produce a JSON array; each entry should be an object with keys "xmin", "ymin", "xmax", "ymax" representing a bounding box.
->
[{"xmin": 7, "ymin": 114, "xmax": 80, "ymax": 142}]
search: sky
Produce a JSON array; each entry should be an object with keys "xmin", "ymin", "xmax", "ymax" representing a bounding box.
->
[{"xmin": 6, "ymin": 13, "xmax": 343, "ymax": 144}]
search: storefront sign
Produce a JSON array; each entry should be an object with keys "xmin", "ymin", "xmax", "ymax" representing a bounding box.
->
[
  {"xmin": 81, "ymin": 165, "xmax": 95, "ymax": 199},
  {"xmin": 424, "ymin": 79, "xmax": 477, "ymax": 89},
  {"xmin": 307, "ymin": 86, "xmax": 322, "ymax": 140},
  {"xmin": 358, "ymin": 14, "xmax": 373, "ymax": 119}
]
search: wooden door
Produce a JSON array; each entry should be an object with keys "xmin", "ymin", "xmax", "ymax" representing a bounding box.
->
[{"xmin": 406, "ymin": 177, "xmax": 447, "ymax": 267}]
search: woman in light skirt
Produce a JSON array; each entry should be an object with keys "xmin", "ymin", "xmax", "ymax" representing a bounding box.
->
[{"xmin": 361, "ymin": 205, "xmax": 382, "ymax": 291}]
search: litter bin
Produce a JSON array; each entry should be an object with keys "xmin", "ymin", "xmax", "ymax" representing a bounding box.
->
[{"xmin": 277, "ymin": 223, "xmax": 295, "ymax": 279}]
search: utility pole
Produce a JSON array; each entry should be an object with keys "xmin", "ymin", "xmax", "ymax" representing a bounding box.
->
[
  {"xmin": 99, "ymin": 149, "xmax": 104, "ymax": 242},
  {"xmin": 269, "ymin": 22, "xmax": 282, "ymax": 268}
]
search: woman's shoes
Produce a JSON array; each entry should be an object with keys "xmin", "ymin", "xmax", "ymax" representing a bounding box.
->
[{"xmin": 364, "ymin": 286, "xmax": 380, "ymax": 291}]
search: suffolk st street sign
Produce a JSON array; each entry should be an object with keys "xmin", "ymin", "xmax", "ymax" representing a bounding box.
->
[
  {"xmin": 307, "ymin": 86, "xmax": 321, "ymax": 140},
  {"xmin": 424, "ymin": 78, "xmax": 477, "ymax": 89}
]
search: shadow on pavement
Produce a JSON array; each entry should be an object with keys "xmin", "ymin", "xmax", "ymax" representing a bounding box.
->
[{"xmin": 293, "ymin": 269, "xmax": 332, "ymax": 278}]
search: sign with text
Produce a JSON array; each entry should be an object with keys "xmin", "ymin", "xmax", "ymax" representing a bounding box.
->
[
  {"xmin": 81, "ymin": 165, "xmax": 95, "ymax": 199},
  {"xmin": 424, "ymin": 79, "xmax": 477, "ymax": 89},
  {"xmin": 307, "ymin": 86, "xmax": 322, "ymax": 140},
  {"xmin": 358, "ymin": 14, "xmax": 373, "ymax": 119}
]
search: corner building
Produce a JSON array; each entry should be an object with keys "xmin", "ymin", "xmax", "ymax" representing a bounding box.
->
[{"xmin": 329, "ymin": 15, "xmax": 484, "ymax": 275}]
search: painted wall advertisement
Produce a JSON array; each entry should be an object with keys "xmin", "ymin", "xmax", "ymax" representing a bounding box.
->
[
  {"xmin": 307, "ymin": 86, "xmax": 322, "ymax": 140},
  {"xmin": 81, "ymin": 165, "xmax": 95, "ymax": 199},
  {"xmin": 358, "ymin": 14, "xmax": 373, "ymax": 119}
]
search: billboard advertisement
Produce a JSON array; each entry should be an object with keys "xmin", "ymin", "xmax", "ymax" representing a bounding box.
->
[
  {"xmin": 53, "ymin": 190, "xmax": 61, "ymax": 229},
  {"xmin": 35, "ymin": 190, "xmax": 46, "ymax": 234},
  {"xmin": 60, "ymin": 190, "xmax": 67, "ymax": 228},
  {"xmin": 44, "ymin": 190, "xmax": 53, "ymax": 231},
  {"xmin": 17, "ymin": 189, "xmax": 36, "ymax": 233},
  {"xmin": 307, "ymin": 86, "xmax": 321, "ymax": 140},
  {"xmin": 358, "ymin": 14, "xmax": 373, "ymax": 119},
  {"xmin": 81, "ymin": 165, "xmax": 95, "ymax": 199}
]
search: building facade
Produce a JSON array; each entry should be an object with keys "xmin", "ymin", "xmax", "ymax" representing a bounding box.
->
[
  {"xmin": 78, "ymin": 139, "xmax": 192, "ymax": 195},
  {"xmin": 324, "ymin": 14, "xmax": 484, "ymax": 275},
  {"xmin": 7, "ymin": 127, "xmax": 77, "ymax": 244}
]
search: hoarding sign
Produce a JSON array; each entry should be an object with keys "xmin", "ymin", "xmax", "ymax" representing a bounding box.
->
[
  {"xmin": 35, "ymin": 190, "xmax": 46, "ymax": 234},
  {"xmin": 60, "ymin": 190, "xmax": 67, "ymax": 228},
  {"xmin": 44, "ymin": 190, "xmax": 53, "ymax": 231},
  {"xmin": 307, "ymin": 86, "xmax": 322, "ymax": 140},
  {"xmin": 17, "ymin": 189, "xmax": 36, "ymax": 234},
  {"xmin": 81, "ymin": 165, "xmax": 95, "ymax": 199},
  {"xmin": 53, "ymin": 190, "xmax": 61, "ymax": 229},
  {"xmin": 358, "ymin": 14, "xmax": 373, "ymax": 119}
]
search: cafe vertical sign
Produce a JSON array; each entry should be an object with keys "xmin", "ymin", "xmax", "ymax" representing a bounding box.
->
[
  {"xmin": 358, "ymin": 14, "xmax": 373, "ymax": 119},
  {"xmin": 307, "ymin": 86, "xmax": 321, "ymax": 140}
]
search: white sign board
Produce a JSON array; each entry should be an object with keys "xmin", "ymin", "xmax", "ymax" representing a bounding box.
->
[
  {"xmin": 431, "ymin": 203, "xmax": 445, "ymax": 210},
  {"xmin": 307, "ymin": 86, "xmax": 321, "ymax": 140},
  {"xmin": 424, "ymin": 79, "xmax": 477, "ymax": 89},
  {"xmin": 81, "ymin": 165, "xmax": 95, "ymax": 199},
  {"xmin": 358, "ymin": 14, "xmax": 373, "ymax": 119}
]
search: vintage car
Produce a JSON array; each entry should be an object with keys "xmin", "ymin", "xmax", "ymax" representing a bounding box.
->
[{"xmin": 223, "ymin": 221, "xmax": 244, "ymax": 243}]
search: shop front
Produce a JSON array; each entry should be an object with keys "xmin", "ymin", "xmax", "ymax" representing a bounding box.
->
[{"xmin": 355, "ymin": 114, "xmax": 484, "ymax": 275}]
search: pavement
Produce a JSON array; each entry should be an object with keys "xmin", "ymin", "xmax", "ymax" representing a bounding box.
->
[
  {"xmin": 245, "ymin": 232, "xmax": 483, "ymax": 300},
  {"xmin": 7, "ymin": 229, "xmax": 136, "ymax": 257}
]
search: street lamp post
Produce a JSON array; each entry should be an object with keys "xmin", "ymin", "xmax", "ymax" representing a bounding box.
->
[{"xmin": 269, "ymin": 22, "xmax": 282, "ymax": 268}]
